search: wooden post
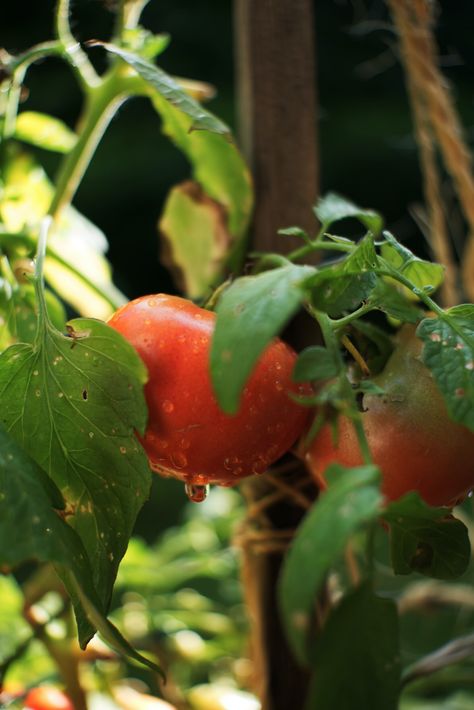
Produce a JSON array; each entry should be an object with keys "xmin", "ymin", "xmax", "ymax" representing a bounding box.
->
[
  {"xmin": 234, "ymin": 2, "xmax": 319, "ymax": 709},
  {"xmin": 234, "ymin": 0, "xmax": 319, "ymax": 252}
]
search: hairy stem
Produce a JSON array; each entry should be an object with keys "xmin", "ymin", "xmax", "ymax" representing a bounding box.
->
[{"xmin": 48, "ymin": 74, "xmax": 128, "ymax": 220}]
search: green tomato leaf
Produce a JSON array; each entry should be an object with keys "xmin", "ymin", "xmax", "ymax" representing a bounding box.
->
[
  {"xmin": 278, "ymin": 464, "xmax": 382, "ymax": 665},
  {"xmin": 381, "ymin": 231, "xmax": 445, "ymax": 298},
  {"xmin": 293, "ymin": 346, "xmax": 340, "ymax": 382},
  {"xmin": 211, "ymin": 264, "xmax": 313, "ymax": 414},
  {"xmin": 0, "ymin": 425, "xmax": 163, "ymax": 673},
  {"xmin": 0, "ymin": 316, "xmax": 152, "ymax": 621},
  {"xmin": 305, "ymin": 234, "xmax": 378, "ymax": 316},
  {"xmin": 14, "ymin": 111, "xmax": 77, "ymax": 153},
  {"xmin": 368, "ymin": 280, "xmax": 423, "ymax": 323},
  {"xmin": 314, "ymin": 192, "xmax": 383, "ymax": 234},
  {"xmin": 0, "ymin": 282, "xmax": 66, "ymax": 348},
  {"xmin": 417, "ymin": 310, "xmax": 474, "ymax": 431},
  {"xmin": 305, "ymin": 584, "xmax": 400, "ymax": 710},
  {"xmin": 93, "ymin": 42, "xmax": 230, "ymax": 136},
  {"xmin": 383, "ymin": 493, "xmax": 471, "ymax": 579},
  {"xmin": 0, "ymin": 422, "xmax": 92, "ymax": 581}
]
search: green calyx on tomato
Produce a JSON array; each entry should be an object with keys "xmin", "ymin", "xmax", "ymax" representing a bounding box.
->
[
  {"xmin": 108, "ymin": 294, "xmax": 310, "ymax": 489},
  {"xmin": 306, "ymin": 325, "xmax": 474, "ymax": 507}
]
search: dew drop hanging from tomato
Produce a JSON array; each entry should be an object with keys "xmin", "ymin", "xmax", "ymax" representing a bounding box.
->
[{"xmin": 185, "ymin": 482, "xmax": 209, "ymax": 503}]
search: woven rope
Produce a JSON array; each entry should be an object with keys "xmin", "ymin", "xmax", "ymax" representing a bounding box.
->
[{"xmin": 387, "ymin": 0, "xmax": 474, "ymax": 302}]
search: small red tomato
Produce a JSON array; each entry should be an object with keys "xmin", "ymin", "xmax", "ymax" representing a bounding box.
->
[
  {"xmin": 24, "ymin": 686, "xmax": 74, "ymax": 710},
  {"xmin": 108, "ymin": 294, "xmax": 309, "ymax": 487},
  {"xmin": 306, "ymin": 325, "xmax": 474, "ymax": 507}
]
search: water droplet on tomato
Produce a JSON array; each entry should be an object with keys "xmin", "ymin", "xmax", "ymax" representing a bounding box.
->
[
  {"xmin": 171, "ymin": 452, "xmax": 188, "ymax": 469},
  {"xmin": 185, "ymin": 483, "xmax": 209, "ymax": 503},
  {"xmin": 252, "ymin": 457, "xmax": 268, "ymax": 475},
  {"xmin": 162, "ymin": 400, "xmax": 174, "ymax": 413},
  {"xmin": 275, "ymin": 380, "xmax": 284, "ymax": 392}
]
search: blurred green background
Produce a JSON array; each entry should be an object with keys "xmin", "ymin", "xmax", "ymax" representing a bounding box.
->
[{"xmin": 2, "ymin": 0, "xmax": 474, "ymax": 538}]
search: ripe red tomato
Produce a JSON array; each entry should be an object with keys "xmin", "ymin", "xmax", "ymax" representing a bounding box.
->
[
  {"xmin": 24, "ymin": 686, "xmax": 74, "ymax": 710},
  {"xmin": 108, "ymin": 294, "xmax": 310, "ymax": 487},
  {"xmin": 306, "ymin": 325, "xmax": 474, "ymax": 507}
]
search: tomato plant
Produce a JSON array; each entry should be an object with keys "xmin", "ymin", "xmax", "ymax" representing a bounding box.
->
[
  {"xmin": 306, "ymin": 323, "xmax": 474, "ymax": 507},
  {"xmin": 108, "ymin": 293, "xmax": 309, "ymax": 495},
  {"xmin": 1, "ymin": 2, "xmax": 474, "ymax": 710}
]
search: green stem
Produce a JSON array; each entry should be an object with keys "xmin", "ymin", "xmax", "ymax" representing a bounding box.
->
[
  {"xmin": 330, "ymin": 303, "xmax": 376, "ymax": 330},
  {"xmin": 2, "ymin": 42, "xmax": 63, "ymax": 142},
  {"xmin": 0, "ymin": 230, "xmax": 125, "ymax": 311},
  {"xmin": 34, "ymin": 217, "xmax": 55, "ymax": 342},
  {"xmin": 376, "ymin": 262, "xmax": 445, "ymax": 317},
  {"xmin": 48, "ymin": 73, "xmax": 128, "ymax": 220},
  {"xmin": 114, "ymin": 0, "xmax": 152, "ymax": 39},
  {"xmin": 288, "ymin": 239, "xmax": 353, "ymax": 263},
  {"xmin": 55, "ymin": 0, "xmax": 99, "ymax": 89},
  {"xmin": 309, "ymin": 307, "xmax": 373, "ymax": 465}
]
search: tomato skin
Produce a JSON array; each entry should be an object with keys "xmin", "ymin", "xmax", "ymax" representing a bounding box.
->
[
  {"xmin": 108, "ymin": 294, "xmax": 310, "ymax": 485},
  {"xmin": 306, "ymin": 326, "xmax": 474, "ymax": 507},
  {"xmin": 24, "ymin": 686, "xmax": 74, "ymax": 710}
]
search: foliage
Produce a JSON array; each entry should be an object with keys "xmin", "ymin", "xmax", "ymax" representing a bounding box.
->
[{"xmin": 0, "ymin": 2, "xmax": 473, "ymax": 710}]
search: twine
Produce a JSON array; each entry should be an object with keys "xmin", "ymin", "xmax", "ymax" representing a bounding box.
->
[{"xmin": 387, "ymin": 0, "xmax": 474, "ymax": 303}]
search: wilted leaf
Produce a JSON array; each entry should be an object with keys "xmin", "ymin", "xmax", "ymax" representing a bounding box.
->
[{"xmin": 159, "ymin": 181, "xmax": 231, "ymax": 298}]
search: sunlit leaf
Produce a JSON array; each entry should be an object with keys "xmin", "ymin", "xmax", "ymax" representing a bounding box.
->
[
  {"xmin": 14, "ymin": 111, "xmax": 77, "ymax": 153},
  {"xmin": 0, "ymin": 150, "xmax": 127, "ymax": 318}
]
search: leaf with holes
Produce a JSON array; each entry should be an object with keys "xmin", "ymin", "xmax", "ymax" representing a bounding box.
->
[
  {"xmin": 0, "ymin": 316, "xmax": 151, "ymax": 642},
  {"xmin": 417, "ymin": 309, "xmax": 474, "ymax": 431},
  {"xmin": 382, "ymin": 493, "xmax": 470, "ymax": 580}
]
